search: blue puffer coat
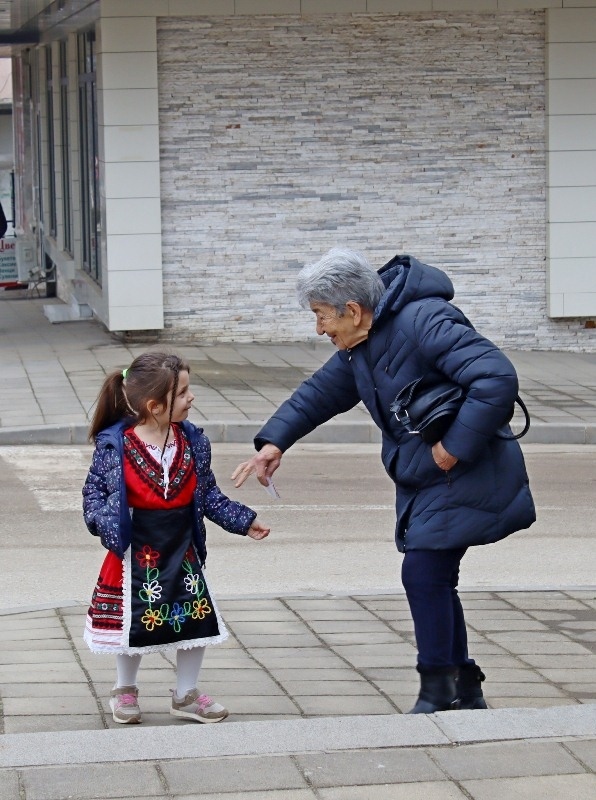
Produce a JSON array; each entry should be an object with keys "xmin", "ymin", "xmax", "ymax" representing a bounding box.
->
[
  {"xmin": 82, "ymin": 419, "xmax": 256, "ymax": 562},
  {"xmin": 255, "ymin": 255, "xmax": 535, "ymax": 552}
]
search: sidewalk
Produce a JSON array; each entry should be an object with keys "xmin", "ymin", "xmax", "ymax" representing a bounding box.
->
[
  {"xmin": 0, "ymin": 590, "xmax": 595, "ymax": 798},
  {"xmin": 1, "ymin": 293, "xmax": 596, "ymax": 798},
  {"xmin": 1, "ymin": 294, "xmax": 596, "ymax": 444}
]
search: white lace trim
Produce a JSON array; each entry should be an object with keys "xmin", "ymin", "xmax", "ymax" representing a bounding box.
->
[{"xmin": 84, "ymin": 626, "xmax": 229, "ymax": 655}]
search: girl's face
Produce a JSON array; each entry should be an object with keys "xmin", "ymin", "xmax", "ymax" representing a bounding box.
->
[{"xmin": 160, "ymin": 370, "xmax": 195, "ymax": 423}]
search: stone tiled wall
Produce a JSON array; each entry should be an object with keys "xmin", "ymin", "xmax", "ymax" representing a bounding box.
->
[{"xmin": 157, "ymin": 12, "xmax": 591, "ymax": 349}]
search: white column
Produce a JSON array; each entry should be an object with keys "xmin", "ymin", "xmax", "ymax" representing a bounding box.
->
[
  {"xmin": 97, "ymin": 2, "xmax": 164, "ymax": 331},
  {"xmin": 547, "ymin": 5, "xmax": 596, "ymax": 317}
]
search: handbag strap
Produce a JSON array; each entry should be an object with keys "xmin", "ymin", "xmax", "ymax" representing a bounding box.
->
[{"xmin": 495, "ymin": 395, "xmax": 530, "ymax": 440}]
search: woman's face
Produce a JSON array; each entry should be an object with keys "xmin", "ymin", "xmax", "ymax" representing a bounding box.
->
[{"xmin": 310, "ymin": 301, "xmax": 370, "ymax": 350}]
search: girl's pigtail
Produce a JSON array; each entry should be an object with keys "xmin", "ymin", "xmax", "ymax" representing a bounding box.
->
[{"xmin": 88, "ymin": 370, "xmax": 132, "ymax": 442}]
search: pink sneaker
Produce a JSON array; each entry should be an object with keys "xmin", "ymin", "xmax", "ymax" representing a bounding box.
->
[
  {"xmin": 170, "ymin": 688, "xmax": 228, "ymax": 723},
  {"xmin": 109, "ymin": 686, "xmax": 141, "ymax": 724}
]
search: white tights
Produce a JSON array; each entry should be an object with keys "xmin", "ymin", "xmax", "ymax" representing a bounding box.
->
[{"xmin": 115, "ymin": 647, "xmax": 205, "ymax": 697}]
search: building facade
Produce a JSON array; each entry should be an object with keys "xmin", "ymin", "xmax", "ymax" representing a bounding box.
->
[{"xmin": 5, "ymin": 0, "xmax": 596, "ymax": 350}]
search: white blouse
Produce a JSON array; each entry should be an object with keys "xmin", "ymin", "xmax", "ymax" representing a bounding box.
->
[{"xmin": 145, "ymin": 438, "xmax": 177, "ymax": 499}]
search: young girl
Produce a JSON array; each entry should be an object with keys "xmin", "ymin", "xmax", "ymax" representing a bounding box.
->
[{"xmin": 82, "ymin": 351, "xmax": 270, "ymax": 725}]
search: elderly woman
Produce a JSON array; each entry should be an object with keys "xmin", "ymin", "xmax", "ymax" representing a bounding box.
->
[{"xmin": 233, "ymin": 248, "xmax": 535, "ymax": 714}]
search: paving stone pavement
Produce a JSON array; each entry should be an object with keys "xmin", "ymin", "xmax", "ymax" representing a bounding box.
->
[
  {"xmin": 0, "ymin": 591, "xmax": 595, "ymax": 798},
  {"xmin": 2, "ymin": 294, "xmax": 596, "ymax": 797},
  {"xmin": 2, "ymin": 591, "xmax": 596, "ymax": 736},
  {"xmin": 2, "ymin": 295, "xmax": 596, "ymax": 444}
]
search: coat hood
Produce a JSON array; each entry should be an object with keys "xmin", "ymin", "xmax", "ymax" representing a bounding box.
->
[
  {"xmin": 374, "ymin": 254, "xmax": 454, "ymax": 323},
  {"xmin": 95, "ymin": 419, "xmax": 130, "ymax": 448}
]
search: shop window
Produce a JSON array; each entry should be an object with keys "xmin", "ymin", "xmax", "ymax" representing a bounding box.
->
[
  {"xmin": 59, "ymin": 40, "xmax": 72, "ymax": 254},
  {"xmin": 45, "ymin": 46, "xmax": 57, "ymax": 238},
  {"xmin": 31, "ymin": 49, "xmax": 44, "ymax": 227},
  {"xmin": 77, "ymin": 29, "xmax": 100, "ymax": 284}
]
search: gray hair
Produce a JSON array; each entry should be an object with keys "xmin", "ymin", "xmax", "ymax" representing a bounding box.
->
[{"xmin": 296, "ymin": 248, "xmax": 385, "ymax": 314}]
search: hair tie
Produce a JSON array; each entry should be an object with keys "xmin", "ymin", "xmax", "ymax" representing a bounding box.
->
[{"xmin": 122, "ymin": 368, "xmax": 128, "ymax": 379}]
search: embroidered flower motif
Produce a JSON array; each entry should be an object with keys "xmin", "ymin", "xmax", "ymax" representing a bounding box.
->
[
  {"xmin": 192, "ymin": 597, "xmax": 211, "ymax": 620},
  {"xmin": 184, "ymin": 574, "xmax": 201, "ymax": 595},
  {"xmin": 168, "ymin": 602, "xmax": 186, "ymax": 633},
  {"xmin": 136, "ymin": 545, "xmax": 160, "ymax": 569},
  {"xmin": 139, "ymin": 579, "xmax": 163, "ymax": 603},
  {"xmin": 142, "ymin": 608, "xmax": 164, "ymax": 631}
]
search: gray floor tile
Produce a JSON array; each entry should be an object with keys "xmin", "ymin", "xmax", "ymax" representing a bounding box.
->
[
  {"xmin": 462, "ymin": 773, "xmax": 596, "ymax": 800},
  {"xmin": 3, "ymin": 696, "xmax": 99, "ymax": 715},
  {"xmin": 565, "ymin": 739, "xmax": 596, "ymax": 771},
  {"xmin": 0, "ymin": 666, "xmax": 85, "ymax": 682},
  {"xmin": 0, "ymin": 639, "xmax": 72, "ymax": 652},
  {"xmin": 0, "ymin": 650, "xmax": 78, "ymax": 665},
  {"xmin": 279, "ymin": 680, "xmax": 380, "ymax": 696},
  {"xmin": 307, "ymin": 619, "xmax": 395, "ymax": 633},
  {"xmin": 0, "ymin": 682, "xmax": 94, "ymax": 698},
  {"xmin": 431, "ymin": 740, "xmax": 585, "ymax": 781},
  {"xmin": 176, "ymin": 792, "xmax": 318, "ymax": 800},
  {"xmin": 21, "ymin": 762, "xmax": 164, "ymax": 799},
  {"xmin": 232, "ymin": 633, "xmax": 322, "ymax": 648},
  {"xmin": 227, "ymin": 621, "xmax": 310, "ymax": 634},
  {"xmin": 296, "ymin": 695, "xmax": 397, "ymax": 715},
  {"xmin": 482, "ymin": 683, "xmax": 567, "ymax": 698},
  {"xmin": 520, "ymin": 655, "xmax": 596, "ymax": 669},
  {"xmin": 3, "ymin": 715, "xmax": 106, "ymax": 734},
  {"xmin": 0, "ymin": 770, "xmax": 20, "ymax": 800},
  {"xmin": 318, "ymin": 784, "xmax": 468, "ymax": 800},
  {"xmin": 160, "ymin": 755, "xmax": 308, "ymax": 795},
  {"xmin": 487, "ymin": 697, "xmax": 578, "ymax": 709},
  {"xmin": 269, "ymin": 668, "xmax": 365, "ymax": 681},
  {"xmin": 220, "ymin": 695, "xmax": 301, "ymax": 715},
  {"xmin": 296, "ymin": 748, "xmax": 445, "ymax": 788}
]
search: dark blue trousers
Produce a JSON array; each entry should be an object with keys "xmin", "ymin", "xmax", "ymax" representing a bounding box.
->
[{"xmin": 401, "ymin": 547, "xmax": 475, "ymax": 670}]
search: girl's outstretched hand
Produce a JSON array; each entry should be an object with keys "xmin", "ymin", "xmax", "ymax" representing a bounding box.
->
[{"xmin": 247, "ymin": 518, "xmax": 270, "ymax": 540}]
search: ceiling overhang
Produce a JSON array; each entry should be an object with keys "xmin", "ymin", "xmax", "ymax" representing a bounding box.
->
[{"xmin": 0, "ymin": 0, "xmax": 97, "ymax": 57}]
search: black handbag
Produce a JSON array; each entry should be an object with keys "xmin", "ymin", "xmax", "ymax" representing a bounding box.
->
[{"xmin": 390, "ymin": 375, "xmax": 530, "ymax": 444}]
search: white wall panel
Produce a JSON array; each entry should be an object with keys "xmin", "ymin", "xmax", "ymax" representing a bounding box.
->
[
  {"xmin": 106, "ymin": 234, "xmax": 163, "ymax": 271},
  {"xmin": 548, "ymin": 115, "xmax": 596, "ymax": 150},
  {"xmin": 547, "ymin": 42, "xmax": 596, "ymax": 78},
  {"xmin": 548, "ymin": 7, "xmax": 596, "ymax": 40},
  {"xmin": 109, "ymin": 305, "xmax": 164, "ymax": 330},
  {"xmin": 548, "ymin": 151, "xmax": 596, "ymax": 185},
  {"xmin": 548, "ymin": 258, "xmax": 596, "ymax": 292},
  {"xmin": 99, "ymin": 52, "xmax": 159, "ymax": 90},
  {"xmin": 549, "ymin": 223, "xmax": 596, "ymax": 259},
  {"xmin": 547, "ymin": 79, "xmax": 596, "ymax": 114},
  {"xmin": 99, "ymin": 13, "xmax": 164, "ymax": 332},
  {"xmin": 100, "ymin": 17, "xmax": 157, "ymax": 52},
  {"xmin": 100, "ymin": 125, "xmax": 160, "ymax": 163},
  {"xmin": 549, "ymin": 187, "xmax": 596, "ymax": 222},
  {"xmin": 547, "ymin": 6, "xmax": 596, "ymax": 322}
]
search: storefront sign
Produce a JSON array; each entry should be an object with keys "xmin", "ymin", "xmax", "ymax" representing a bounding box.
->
[{"xmin": 0, "ymin": 237, "xmax": 18, "ymax": 285}]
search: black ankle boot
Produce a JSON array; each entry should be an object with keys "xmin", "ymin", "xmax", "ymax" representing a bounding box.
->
[
  {"xmin": 456, "ymin": 664, "xmax": 488, "ymax": 710},
  {"xmin": 407, "ymin": 665, "xmax": 457, "ymax": 714}
]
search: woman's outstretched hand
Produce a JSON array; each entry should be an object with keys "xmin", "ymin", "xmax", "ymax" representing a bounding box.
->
[
  {"xmin": 247, "ymin": 518, "xmax": 271, "ymax": 540},
  {"xmin": 231, "ymin": 444, "xmax": 283, "ymax": 488}
]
